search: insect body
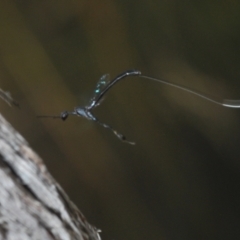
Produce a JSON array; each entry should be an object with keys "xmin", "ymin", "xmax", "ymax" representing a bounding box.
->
[{"xmin": 37, "ymin": 70, "xmax": 240, "ymax": 144}]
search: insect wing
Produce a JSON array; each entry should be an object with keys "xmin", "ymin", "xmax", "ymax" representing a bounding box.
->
[
  {"xmin": 94, "ymin": 74, "xmax": 110, "ymax": 95},
  {"xmin": 88, "ymin": 74, "xmax": 110, "ymax": 108}
]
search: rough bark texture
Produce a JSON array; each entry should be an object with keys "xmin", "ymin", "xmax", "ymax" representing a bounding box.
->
[{"xmin": 0, "ymin": 114, "xmax": 101, "ymax": 240}]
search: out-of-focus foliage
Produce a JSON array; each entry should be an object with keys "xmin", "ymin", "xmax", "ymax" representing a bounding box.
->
[{"xmin": 0, "ymin": 0, "xmax": 240, "ymax": 239}]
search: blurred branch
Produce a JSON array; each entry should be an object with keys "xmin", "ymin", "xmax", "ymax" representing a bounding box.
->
[
  {"xmin": 0, "ymin": 114, "xmax": 101, "ymax": 240},
  {"xmin": 0, "ymin": 89, "xmax": 19, "ymax": 107}
]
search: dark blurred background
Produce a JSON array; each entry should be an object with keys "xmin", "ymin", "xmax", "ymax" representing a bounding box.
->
[{"xmin": 1, "ymin": 0, "xmax": 240, "ymax": 239}]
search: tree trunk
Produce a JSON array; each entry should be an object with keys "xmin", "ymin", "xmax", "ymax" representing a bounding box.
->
[{"xmin": 0, "ymin": 114, "xmax": 101, "ymax": 240}]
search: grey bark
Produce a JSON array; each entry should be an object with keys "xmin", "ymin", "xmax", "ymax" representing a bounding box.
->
[{"xmin": 0, "ymin": 114, "xmax": 101, "ymax": 240}]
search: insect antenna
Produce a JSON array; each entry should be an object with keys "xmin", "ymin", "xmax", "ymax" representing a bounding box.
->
[{"xmin": 37, "ymin": 111, "xmax": 70, "ymax": 121}]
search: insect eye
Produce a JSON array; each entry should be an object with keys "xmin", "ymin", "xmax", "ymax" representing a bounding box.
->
[{"xmin": 61, "ymin": 111, "xmax": 68, "ymax": 121}]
